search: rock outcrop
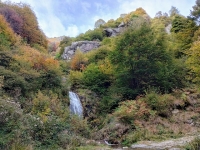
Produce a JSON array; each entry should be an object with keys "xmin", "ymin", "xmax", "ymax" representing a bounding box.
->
[
  {"xmin": 104, "ymin": 22, "xmax": 125, "ymax": 37},
  {"xmin": 165, "ymin": 24, "xmax": 172, "ymax": 34},
  {"xmin": 62, "ymin": 41, "xmax": 100, "ymax": 60}
]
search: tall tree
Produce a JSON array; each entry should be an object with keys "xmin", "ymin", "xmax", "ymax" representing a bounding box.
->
[
  {"xmin": 94, "ymin": 19, "xmax": 106, "ymax": 28},
  {"xmin": 169, "ymin": 6, "xmax": 179, "ymax": 17},
  {"xmin": 109, "ymin": 24, "xmax": 181, "ymax": 99},
  {"xmin": 190, "ymin": 0, "xmax": 200, "ymax": 23},
  {"xmin": 171, "ymin": 15, "xmax": 197, "ymax": 57},
  {"xmin": 0, "ymin": 7, "xmax": 23, "ymax": 35}
]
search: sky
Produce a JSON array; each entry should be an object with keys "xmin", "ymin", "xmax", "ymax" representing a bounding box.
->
[{"xmin": 1, "ymin": 0, "xmax": 196, "ymax": 38}]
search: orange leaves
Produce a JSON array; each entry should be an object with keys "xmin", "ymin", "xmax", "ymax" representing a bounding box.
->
[
  {"xmin": 134, "ymin": 7, "xmax": 147, "ymax": 16},
  {"xmin": 70, "ymin": 50, "xmax": 88, "ymax": 71},
  {"xmin": 14, "ymin": 45, "xmax": 60, "ymax": 72}
]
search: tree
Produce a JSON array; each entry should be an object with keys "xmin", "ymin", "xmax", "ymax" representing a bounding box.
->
[
  {"xmin": 0, "ymin": 2, "xmax": 47, "ymax": 49},
  {"xmin": 0, "ymin": 14, "xmax": 16, "ymax": 48},
  {"xmin": 190, "ymin": 0, "xmax": 200, "ymax": 23},
  {"xmin": 186, "ymin": 40, "xmax": 200, "ymax": 83},
  {"xmin": 83, "ymin": 63, "xmax": 111, "ymax": 94},
  {"xmin": 11, "ymin": 3, "xmax": 47, "ymax": 48},
  {"xmin": 0, "ymin": 7, "xmax": 23, "ymax": 35},
  {"xmin": 94, "ymin": 19, "xmax": 106, "ymax": 28},
  {"xmin": 70, "ymin": 49, "xmax": 88, "ymax": 71},
  {"xmin": 169, "ymin": 6, "xmax": 179, "ymax": 17},
  {"xmin": 155, "ymin": 11, "xmax": 163, "ymax": 18},
  {"xmin": 170, "ymin": 15, "xmax": 197, "ymax": 57},
  {"xmin": 123, "ymin": 7, "xmax": 147, "ymax": 24},
  {"xmin": 109, "ymin": 25, "xmax": 180, "ymax": 99}
]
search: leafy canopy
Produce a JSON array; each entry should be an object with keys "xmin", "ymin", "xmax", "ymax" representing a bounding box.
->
[{"xmin": 109, "ymin": 24, "xmax": 181, "ymax": 99}]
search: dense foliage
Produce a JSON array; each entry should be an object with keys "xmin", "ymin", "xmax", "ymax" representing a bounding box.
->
[
  {"xmin": 0, "ymin": 2, "xmax": 47, "ymax": 49},
  {"xmin": 1, "ymin": 0, "xmax": 200, "ymax": 149}
]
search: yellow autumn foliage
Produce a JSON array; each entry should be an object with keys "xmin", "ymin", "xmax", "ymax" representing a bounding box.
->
[
  {"xmin": 0, "ymin": 14, "xmax": 16, "ymax": 46},
  {"xmin": 186, "ymin": 40, "xmax": 200, "ymax": 83},
  {"xmin": 70, "ymin": 49, "xmax": 88, "ymax": 71},
  {"xmin": 123, "ymin": 7, "xmax": 148, "ymax": 24},
  {"xmin": 14, "ymin": 45, "xmax": 61, "ymax": 73}
]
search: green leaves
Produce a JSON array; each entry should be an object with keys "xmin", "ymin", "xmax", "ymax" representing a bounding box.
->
[
  {"xmin": 109, "ymin": 25, "xmax": 180, "ymax": 99},
  {"xmin": 83, "ymin": 63, "xmax": 111, "ymax": 94}
]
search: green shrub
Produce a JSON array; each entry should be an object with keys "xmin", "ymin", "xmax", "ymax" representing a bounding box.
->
[
  {"xmin": 76, "ymin": 28, "xmax": 104, "ymax": 41},
  {"xmin": 185, "ymin": 137, "xmax": 200, "ymax": 150},
  {"xmin": 87, "ymin": 46, "xmax": 110, "ymax": 64},
  {"xmin": 142, "ymin": 90, "xmax": 175, "ymax": 117},
  {"xmin": 32, "ymin": 91, "xmax": 51, "ymax": 121},
  {"xmin": 40, "ymin": 70, "xmax": 62, "ymax": 90},
  {"xmin": 19, "ymin": 114, "xmax": 68, "ymax": 149},
  {"xmin": 58, "ymin": 132, "xmax": 86, "ymax": 149},
  {"xmin": 83, "ymin": 63, "xmax": 111, "ymax": 94},
  {"xmin": 0, "ymin": 97, "xmax": 23, "ymax": 149},
  {"xmin": 69, "ymin": 70, "xmax": 83, "ymax": 88},
  {"xmin": 113, "ymin": 100, "xmax": 150, "ymax": 124},
  {"xmin": 122, "ymin": 129, "xmax": 147, "ymax": 146},
  {"xmin": 0, "ymin": 67, "xmax": 27, "ymax": 96},
  {"xmin": 69, "ymin": 115, "xmax": 90, "ymax": 138},
  {"xmin": 32, "ymin": 44, "xmax": 47, "ymax": 53}
]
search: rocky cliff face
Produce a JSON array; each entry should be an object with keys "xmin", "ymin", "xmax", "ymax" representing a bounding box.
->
[
  {"xmin": 62, "ymin": 41, "xmax": 100, "ymax": 60},
  {"xmin": 104, "ymin": 22, "xmax": 125, "ymax": 37}
]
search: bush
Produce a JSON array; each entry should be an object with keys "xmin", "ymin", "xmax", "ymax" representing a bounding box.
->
[
  {"xmin": 87, "ymin": 46, "xmax": 110, "ymax": 64},
  {"xmin": 32, "ymin": 91, "xmax": 51, "ymax": 122},
  {"xmin": 69, "ymin": 115, "xmax": 90, "ymax": 138},
  {"xmin": 19, "ymin": 114, "xmax": 68, "ymax": 149},
  {"xmin": 185, "ymin": 137, "xmax": 200, "ymax": 150},
  {"xmin": 0, "ymin": 14, "xmax": 16, "ymax": 48},
  {"xmin": 33, "ymin": 44, "xmax": 47, "ymax": 53},
  {"xmin": 83, "ymin": 63, "xmax": 111, "ymax": 94},
  {"xmin": 69, "ymin": 70, "xmax": 83, "ymax": 89},
  {"xmin": 40, "ymin": 70, "xmax": 62, "ymax": 90},
  {"xmin": 113, "ymin": 100, "xmax": 150, "ymax": 124},
  {"xmin": 142, "ymin": 90, "xmax": 175, "ymax": 117},
  {"xmin": 0, "ymin": 97, "xmax": 23, "ymax": 149},
  {"xmin": 0, "ymin": 67, "xmax": 27, "ymax": 96},
  {"xmin": 76, "ymin": 28, "xmax": 104, "ymax": 41},
  {"xmin": 122, "ymin": 129, "xmax": 147, "ymax": 146},
  {"xmin": 71, "ymin": 50, "xmax": 88, "ymax": 71}
]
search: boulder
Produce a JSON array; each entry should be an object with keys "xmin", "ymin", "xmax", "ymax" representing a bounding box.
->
[
  {"xmin": 104, "ymin": 27, "xmax": 124, "ymax": 37},
  {"xmin": 118, "ymin": 22, "xmax": 125, "ymax": 27},
  {"xmin": 62, "ymin": 41, "xmax": 100, "ymax": 60},
  {"xmin": 104, "ymin": 22, "xmax": 126, "ymax": 37}
]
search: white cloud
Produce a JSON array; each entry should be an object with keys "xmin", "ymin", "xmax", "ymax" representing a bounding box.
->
[
  {"xmin": 66, "ymin": 25, "xmax": 79, "ymax": 37},
  {"xmin": 1, "ymin": 0, "xmax": 79, "ymax": 37},
  {"xmin": 117, "ymin": 0, "xmax": 195, "ymax": 18},
  {"xmin": 1, "ymin": 0, "xmax": 197, "ymax": 37},
  {"xmin": 81, "ymin": 1, "xmax": 91, "ymax": 14}
]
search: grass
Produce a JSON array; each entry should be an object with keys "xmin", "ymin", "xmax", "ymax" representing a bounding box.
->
[{"xmin": 184, "ymin": 137, "xmax": 200, "ymax": 150}]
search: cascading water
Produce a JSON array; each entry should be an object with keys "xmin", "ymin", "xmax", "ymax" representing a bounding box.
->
[{"xmin": 69, "ymin": 91, "xmax": 83, "ymax": 117}]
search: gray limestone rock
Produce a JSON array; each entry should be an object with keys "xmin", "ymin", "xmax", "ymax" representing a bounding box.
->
[
  {"xmin": 62, "ymin": 41, "xmax": 100, "ymax": 60},
  {"xmin": 104, "ymin": 26, "xmax": 124, "ymax": 37}
]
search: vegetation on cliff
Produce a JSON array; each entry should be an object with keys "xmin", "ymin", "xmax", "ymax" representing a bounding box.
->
[{"xmin": 1, "ymin": 0, "xmax": 200, "ymax": 149}]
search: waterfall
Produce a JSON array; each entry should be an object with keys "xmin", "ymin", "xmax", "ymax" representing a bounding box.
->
[{"xmin": 69, "ymin": 91, "xmax": 83, "ymax": 117}]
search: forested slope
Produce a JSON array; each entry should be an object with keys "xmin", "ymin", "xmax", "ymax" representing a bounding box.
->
[{"xmin": 1, "ymin": 1, "xmax": 200, "ymax": 150}]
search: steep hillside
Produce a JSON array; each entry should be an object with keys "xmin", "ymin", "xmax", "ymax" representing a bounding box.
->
[{"xmin": 1, "ymin": 1, "xmax": 200, "ymax": 150}]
